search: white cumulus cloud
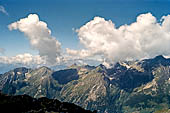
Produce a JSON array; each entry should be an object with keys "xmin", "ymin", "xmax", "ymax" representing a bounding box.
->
[
  {"xmin": 66, "ymin": 48, "xmax": 91, "ymax": 58},
  {"xmin": 8, "ymin": 14, "xmax": 61, "ymax": 65},
  {"xmin": 67, "ymin": 13, "xmax": 170, "ymax": 66},
  {"xmin": 0, "ymin": 53, "xmax": 50, "ymax": 73},
  {"xmin": 0, "ymin": 53, "xmax": 46, "ymax": 66},
  {"xmin": 0, "ymin": 5, "xmax": 8, "ymax": 15}
]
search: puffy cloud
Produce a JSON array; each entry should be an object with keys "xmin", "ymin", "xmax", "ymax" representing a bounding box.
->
[
  {"xmin": 0, "ymin": 52, "xmax": 99, "ymax": 73},
  {"xmin": 67, "ymin": 13, "xmax": 170, "ymax": 66},
  {"xmin": 0, "ymin": 48, "xmax": 5, "ymax": 54},
  {"xmin": 0, "ymin": 5, "xmax": 8, "ymax": 15},
  {"xmin": 0, "ymin": 53, "xmax": 46, "ymax": 66},
  {"xmin": 66, "ymin": 48, "xmax": 91, "ymax": 58},
  {"xmin": 8, "ymin": 14, "xmax": 61, "ymax": 65},
  {"xmin": 61, "ymin": 55, "xmax": 100, "ymax": 67},
  {"xmin": 0, "ymin": 53, "xmax": 50, "ymax": 73}
]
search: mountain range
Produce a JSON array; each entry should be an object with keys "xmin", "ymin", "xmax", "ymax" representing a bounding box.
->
[{"xmin": 0, "ymin": 55, "xmax": 170, "ymax": 113}]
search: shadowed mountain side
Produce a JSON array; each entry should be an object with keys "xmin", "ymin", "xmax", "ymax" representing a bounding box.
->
[
  {"xmin": 0, "ymin": 92, "xmax": 97, "ymax": 113},
  {"xmin": 52, "ymin": 69, "xmax": 79, "ymax": 84}
]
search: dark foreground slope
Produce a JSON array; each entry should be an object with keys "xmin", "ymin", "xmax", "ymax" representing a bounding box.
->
[{"xmin": 0, "ymin": 92, "xmax": 96, "ymax": 113}]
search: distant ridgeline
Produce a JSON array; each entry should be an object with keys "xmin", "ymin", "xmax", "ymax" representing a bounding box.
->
[
  {"xmin": 0, "ymin": 91, "xmax": 96, "ymax": 113},
  {"xmin": 0, "ymin": 55, "xmax": 170, "ymax": 113}
]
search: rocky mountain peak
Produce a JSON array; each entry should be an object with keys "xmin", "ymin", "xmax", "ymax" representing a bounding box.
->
[
  {"xmin": 69, "ymin": 63, "xmax": 78, "ymax": 69},
  {"xmin": 154, "ymin": 55, "xmax": 165, "ymax": 60},
  {"xmin": 13, "ymin": 67, "xmax": 28, "ymax": 72},
  {"xmin": 38, "ymin": 66, "xmax": 51, "ymax": 71},
  {"xmin": 141, "ymin": 55, "xmax": 170, "ymax": 71}
]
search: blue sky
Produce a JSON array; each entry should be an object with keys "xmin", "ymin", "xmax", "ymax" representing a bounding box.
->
[{"xmin": 1, "ymin": 0, "xmax": 170, "ymax": 56}]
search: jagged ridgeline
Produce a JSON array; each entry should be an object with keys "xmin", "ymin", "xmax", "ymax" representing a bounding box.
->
[{"xmin": 0, "ymin": 55, "xmax": 170, "ymax": 113}]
